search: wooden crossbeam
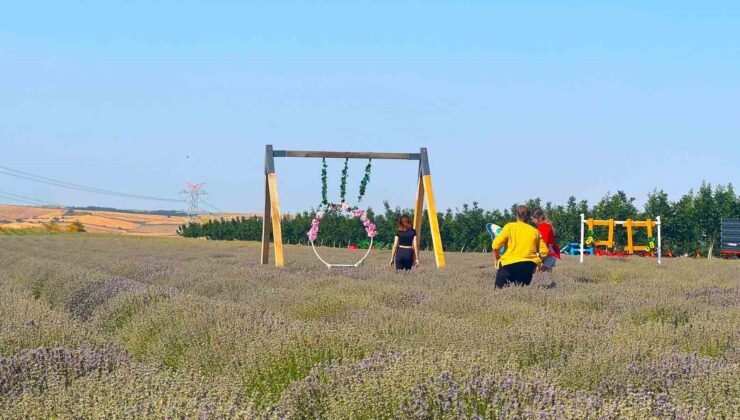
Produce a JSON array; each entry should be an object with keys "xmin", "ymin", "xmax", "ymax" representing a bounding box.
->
[{"xmin": 274, "ymin": 150, "xmax": 420, "ymax": 160}]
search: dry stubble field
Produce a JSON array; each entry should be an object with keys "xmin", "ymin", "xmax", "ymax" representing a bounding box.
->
[{"xmin": 0, "ymin": 234, "xmax": 738, "ymax": 418}]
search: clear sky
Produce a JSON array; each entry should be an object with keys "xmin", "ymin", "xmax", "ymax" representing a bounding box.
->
[{"xmin": 1, "ymin": 1, "xmax": 738, "ymax": 213}]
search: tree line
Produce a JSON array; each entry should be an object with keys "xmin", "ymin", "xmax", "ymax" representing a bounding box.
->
[{"xmin": 178, "ymin": 181, "xmax": 739, "ymax": 256}]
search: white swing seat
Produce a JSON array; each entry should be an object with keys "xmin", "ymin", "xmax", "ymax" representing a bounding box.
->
[{"xmin": 310, "ymin": 237, "xmax": 374, "ymax": 269}]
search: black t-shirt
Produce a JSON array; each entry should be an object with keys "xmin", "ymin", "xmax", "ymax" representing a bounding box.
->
[{"xmin": 396, "ymin": 229, "xmax": 416, "ymax": 246}]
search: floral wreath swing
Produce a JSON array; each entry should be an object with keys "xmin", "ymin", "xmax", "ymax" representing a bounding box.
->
[{"xmin": 307, "ymin": 158, "xmax": 378, "ymax": 268}]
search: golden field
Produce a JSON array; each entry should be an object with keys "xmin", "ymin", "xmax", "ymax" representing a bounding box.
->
[{"xmin": 0, "ymin": 204, "xmax": 213, "ymax": 236}]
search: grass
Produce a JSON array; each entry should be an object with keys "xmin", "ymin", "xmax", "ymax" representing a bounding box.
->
[{"xmin": 0, "ymin": 234, "xmax": 738, "ymax": 418}]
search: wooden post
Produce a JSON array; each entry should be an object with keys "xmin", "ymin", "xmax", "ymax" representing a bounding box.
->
[
  {"xmin": 420, "ymin": 148, "xmax": 445, "ymax": 268},
  {"xmin": 413, "ymin": 163, "xmax": 425, "ymax": 250},
  {"xmin": 625, "ymin": 219, "xmax": 634, "ymax": 254},
  {"xmin": 267, "ymin": 176, "xmax": 284, "ymax": 267},
  {"xmin": 260, "ymin": 174, "xmax": 272, "ymax": 265},
  {"xmin": 261, "ymin": 145, "xmax": 284, "ymax": 267}
]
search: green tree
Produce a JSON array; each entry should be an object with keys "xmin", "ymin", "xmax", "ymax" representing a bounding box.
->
[
  {"xmin": 592, "ymin": 191, "xmax": 639, "ymax": 248},
  {"xmin": 547, "ymin": 196, "xmax": 588, "ymax": 246},
  {"xmin": 693, "ymin": 182, "xmax": 719, "ymax": 256}
]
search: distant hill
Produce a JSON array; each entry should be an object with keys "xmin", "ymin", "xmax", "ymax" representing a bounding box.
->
[
  {"xmin": 69, "ymin": 206, "xmax": 188, "ymax": 217},
  {"xmin": 0, "ymin": 204, "xmax": 259, "ymax": 237}
]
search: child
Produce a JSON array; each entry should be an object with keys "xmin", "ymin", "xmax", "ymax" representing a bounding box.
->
[{"xmin": 531, "ymin": 209, "xmax": 560, "ymax": 272}]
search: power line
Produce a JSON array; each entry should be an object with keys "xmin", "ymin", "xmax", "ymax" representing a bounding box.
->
[
  {"xmin": 201, "ymin": 199, "xmax": 223, "ymax": 213},
  {"xmin": 0, "ymin": 165, "xmax": 183, "ymax": 203},
  {"xmin": 0, "ymin": 190, "xmax": 61, "ymax": 207},
  {"xmin": 0, "ymin": 194, "xmax": 46, "ymax": 207}
]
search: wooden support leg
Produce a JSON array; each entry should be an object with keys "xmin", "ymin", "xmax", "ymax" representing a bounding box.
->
[
  {"xmin": 261, "ymin": 175, "xmax": 272, "ymax": 265},
  {"xmin": 422, "ymin": 174, "xmax": 445, "ymax": 268},
  {"xmin": 413, "ymin": 170, "xmax": 425, "ymax": 249},
  {"xmin": 267, "ymin": 172, "xmax": 284, "ymax": 267}
]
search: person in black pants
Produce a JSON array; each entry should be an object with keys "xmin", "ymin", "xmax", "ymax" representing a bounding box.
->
[
  {"xmin": 492, "ymin": 205, "xmax": 549, "ymax": 288},
  {"xmin": 494, "ymin": 261, "xmax": 537, "ymax": 287},
  {"xmin": 390, "ymin": 215, "xmax": 419, "ymax": 270}
]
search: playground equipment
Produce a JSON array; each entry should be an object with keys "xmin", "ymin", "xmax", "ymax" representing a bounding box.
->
[
  {"xmin": 579, "ymin": 214, "xmax": 662, "ymax": 264},
  {"xmin": 721, "ymin": 218, "xmax": 740, "ymax": 258},
  {"xmin": 261, "ymin": 145, "xmax": 446, "ymax": 268},
  {"xmin": 561, "ymin": 242, "xmax": 594, "ymax": 256}
]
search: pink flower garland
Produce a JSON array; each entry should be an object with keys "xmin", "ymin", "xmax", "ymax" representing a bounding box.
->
[{"xmin": 307, "ymin": 203, "xmax": 377, "ymax": 242}]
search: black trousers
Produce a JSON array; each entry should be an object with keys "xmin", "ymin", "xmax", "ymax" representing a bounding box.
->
[
  {"xmin": 395, "ymin": 248, "xmax": 415, "ymax": 270},
  {"xmin": 495, "ymin": 261, "xmax": 537, "ymax": 288}
]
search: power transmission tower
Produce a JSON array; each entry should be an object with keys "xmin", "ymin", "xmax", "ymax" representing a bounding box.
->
[{"xmin": 179, "ymin": 182, "xmax": 207, "ymax": 220}]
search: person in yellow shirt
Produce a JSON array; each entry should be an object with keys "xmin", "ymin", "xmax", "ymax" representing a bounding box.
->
[{"xmin": 492, "ymin": 205, "xmax": 549, "ymax": 288}]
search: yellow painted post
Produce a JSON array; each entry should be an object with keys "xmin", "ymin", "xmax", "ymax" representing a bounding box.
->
[
  {"xmin": 646, "ymin": 219, "xmax": 653, "ymax": 238},
  {"xmin": 413, "ymin": 171, "xmax": 425, "ymax": 249},
  {"xmin": 607, "ymin": 219, "xmax": 614, "ymax": 249},
  {"xmin": 261, "ymin": 175, "xmax": 272, "ymax": 265},
  {"xmin": 267, "ymin": 172, "xmax": 284, "ymax": 267},
  {"xmin": 422, "ymin": 174, "xmax": 445, "ymax": 268},
  {"xmin": 625, "ymin": 219, "xmax": 634, "ymax": 254}
]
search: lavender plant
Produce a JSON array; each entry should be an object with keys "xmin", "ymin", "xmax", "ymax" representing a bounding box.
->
[{"xmin": 0, "ymin": 234, "xmax": 737, "ymax": 418}]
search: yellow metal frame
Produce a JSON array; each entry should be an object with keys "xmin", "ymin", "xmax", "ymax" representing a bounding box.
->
[
  {"xmin": 585, "ymin": 218, "xmax": 656, "ymax": 254},
  {"xmin": 623, "ymin": 219, "xmax": 655, "ymax": 254},
  {"xmin": 586, "ymin": 218, "xmax": 615, "ymax": 248}
]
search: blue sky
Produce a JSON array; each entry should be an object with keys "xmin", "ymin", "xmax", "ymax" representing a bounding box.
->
[{"xmin": 1, "ymin": 1, "xmax": 738, "ymax": 213}]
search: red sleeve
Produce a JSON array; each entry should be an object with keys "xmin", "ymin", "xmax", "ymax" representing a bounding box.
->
[
  {"xmin": 538, "ymin": 223, "xmax": 561, "ymax": 258},
  {"xmin": 537, "ymin": 224, "xmax": 555, "ymax": 245}
]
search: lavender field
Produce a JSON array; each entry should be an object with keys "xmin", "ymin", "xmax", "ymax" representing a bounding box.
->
[{"xmin": 0, "ymin": 234, "xmax": 738, "ymax": 418}]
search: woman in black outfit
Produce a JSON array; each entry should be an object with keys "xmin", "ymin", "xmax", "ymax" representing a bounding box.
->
[{"xmin": 390, "ymin": 215, "xmax": 420, "ymax": 270}]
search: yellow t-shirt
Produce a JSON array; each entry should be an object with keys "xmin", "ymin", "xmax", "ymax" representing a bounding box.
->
[{"xmin": 492, "ymin": 221, "xmax": 549, "ymax": 267}]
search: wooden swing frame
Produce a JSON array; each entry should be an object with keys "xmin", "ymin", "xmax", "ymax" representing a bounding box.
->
[{"xmin": 261, "ymin": 145, "xmax": 446, "ymax": 268}]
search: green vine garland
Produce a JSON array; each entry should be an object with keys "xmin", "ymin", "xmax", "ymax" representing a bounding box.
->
[
  {"xmin": 321, "ymin": 158, "xmax": 328, "ymax": 206},
  {"xmin": 339, "ymin": 158, "xmax": 349, "ymax": 202},
  {"xmin": 319, "ymin": 157, "xmax": 373, "ymax": 208},
  {"xmin": 357, "ymin": 159, "xmax": 372, "ymax": 202}
]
